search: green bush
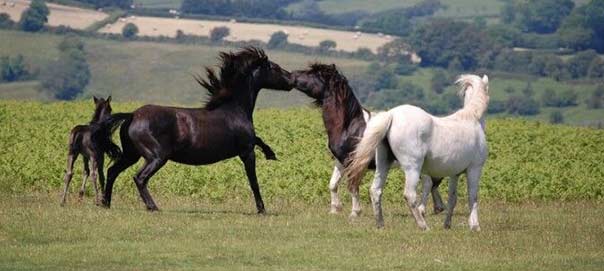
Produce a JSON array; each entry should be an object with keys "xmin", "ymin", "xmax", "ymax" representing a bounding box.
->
[
  {"xmin": 1, "ymin": 102, "xmax": 603, "ymax": 202},
  {"xmin": 122, "ymin": 23, "xmax": 139, "ymax": 39},
  {"xmin": 19, "ymin": 0, "xmax": 49, "ymax": 32}
]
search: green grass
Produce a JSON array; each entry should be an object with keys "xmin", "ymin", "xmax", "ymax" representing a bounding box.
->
[
  {"xmin": 0, "ymin": 194, "xmax": 603, "ymax": 270},
  {"xmin": 0, "ymin": 30, "xmax": 369, "ymax": 107},
  {"xmin": 1, "ymin": 101, "xmax": 603, "ymax": 203}
]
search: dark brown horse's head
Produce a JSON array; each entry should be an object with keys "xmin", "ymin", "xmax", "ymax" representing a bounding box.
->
[
  {"xmin": 92, "ymin": 96, "xmax": 112, "ymax": 123},
  {"xmin": 291, "ymin": 63, "xmax": 347, "ymax": 106}
]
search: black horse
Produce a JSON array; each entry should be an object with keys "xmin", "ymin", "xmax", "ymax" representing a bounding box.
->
[
  {"xmin": 291, "ymin": 64, "xmax": 445, "ymax": 217},
  {"xmin": 61, "ymin": 96, "xmax": 121, "ymax": 206},
  {"xmin": 92, "ymin": 47, "xmax": 294, "ymax": 213}
]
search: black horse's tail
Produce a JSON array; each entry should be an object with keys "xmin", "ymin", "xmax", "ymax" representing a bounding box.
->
[{"xmin": 91, "ymin": 113, "xmax": 133, "ymax": 160}]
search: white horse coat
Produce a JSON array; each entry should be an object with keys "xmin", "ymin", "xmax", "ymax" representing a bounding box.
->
[{"xmin": 346, "ymin": 74, "xmax": 489, "ymax": 230}]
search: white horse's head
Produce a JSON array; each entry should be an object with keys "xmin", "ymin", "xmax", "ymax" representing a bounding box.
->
[{"xmin": 454, "ymin": 74, "xmax": 490, "ymax": 121}]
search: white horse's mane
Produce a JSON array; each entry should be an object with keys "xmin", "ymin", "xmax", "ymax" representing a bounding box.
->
[{"xmin": 449, "ymin": 74, "xmax": 489, "ymax": 121}]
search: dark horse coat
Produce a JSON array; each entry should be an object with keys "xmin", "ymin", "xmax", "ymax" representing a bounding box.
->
[{"xmin": 92, "ymin": 47, "xmax": 294, "ymax": 212}]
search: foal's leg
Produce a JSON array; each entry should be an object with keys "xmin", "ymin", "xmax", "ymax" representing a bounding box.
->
[
  {"xmin": 88, "ymin": 157, "xmax": 103, "ymax": 205},
  {"xmin": 328, "ymin": 163, "xmax": 343, "ymax": 214},
  {"xmin": 61, "ymin": 152, "xmax": 78, "ymax": 206},
  {"xmin": 466, "ymin": 167, "xmax": 483, "ymax": 231},
  {"xmin": 402, "ymin": 167, "xmax": 428, "ymax": 230},
  {"xmin": 78, "ymin": 156, "xmax": 90, "ymax": 200},
  {"xmin": 240, "ymin": 151, "xmax": 266, "ymax": 214},
  {"xmin": 431, "ymin": 178, "xmax": 445, "ymax": 214},
  {"xmin": 96, "ymin": 154, "xmax": 105, "ymax": 193},
  {"xmin": 133, "ymin": 158, "xmax": 166, "ymax": 211},
  {"xmin": 369, "ymin": 143, "xmax": 391, "ymax": 228},
  {"xmin": 444, "ymin": 175, "xmax": 459, "ymax": 229}
]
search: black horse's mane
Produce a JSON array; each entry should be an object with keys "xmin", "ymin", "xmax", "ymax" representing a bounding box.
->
[
  {"xmin": 308, "ymin": 63, "xmax": 364, "ymax": 125},
  {"xmin": 194, "ymin": 47, "xmax": 268, "ymax": 110}
]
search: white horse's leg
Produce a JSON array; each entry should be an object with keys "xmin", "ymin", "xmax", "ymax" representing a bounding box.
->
[
  {"xmin": 403, "ymin": 168, "xmax": 428, "ymax": 230},
  {"xmin": 466, "ymin": 167, "xmax": 483, "ymax": 231},
  {"xmin": 349, "ymin": 188, "xmax": 362, "ymax": 218},
  {"xmin": 444, "ymin": 175, "xmax": 459, "ymax": 229},
  {"xmin": 369, "ymin": 143, "xmax": 391, "ymax": 228},
  {"xmin": 328, "ymin": 163, "xmax": 343, "ymax": 214},
  {"xmin": 431, "ymin": 178, "xmax": 445, "ymax": 214},
  {"xmin": 418, "ymin": 175, "xmax": 432, "ymax": 217}
]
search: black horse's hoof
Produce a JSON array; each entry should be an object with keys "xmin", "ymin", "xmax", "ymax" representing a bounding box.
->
[
  {"xmin": 147, "ymin": 206, "xmax": 160, "ymax": 212},
  {"xmin": 100, "ymin": 199, "xmax": 111, "ymax": 208},
  {"xmin": 266, "ymin": 155, "xmax": 277, "ymax": 161}
]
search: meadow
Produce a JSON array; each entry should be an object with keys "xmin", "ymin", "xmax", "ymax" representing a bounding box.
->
[
  {"xmin": 0, "ymin": 101, "xmax": 603, "ymax": 270},
  {"xmin": 0, "ymin": 0, "xmax": 108, "ymax": 29},
  {"xmin": 0, "ymin": 29, "xmax": 369, "ymax": 107}
]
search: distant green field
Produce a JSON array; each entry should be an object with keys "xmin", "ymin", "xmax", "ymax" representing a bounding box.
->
[
  {"xmin": 134, "ymin": 0, "xmax": 182, "ymax": 9},
  {"xmin": 394, "ymin": 68, "xmax": 604, "ymax": 125},
  {"xmin": 0, "ymin": 30, "xmax": 369, "ymax": 107}
]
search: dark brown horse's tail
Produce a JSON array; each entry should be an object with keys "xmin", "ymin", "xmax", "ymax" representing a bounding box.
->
[{"xmin": 91, "ymin": 113, "xmax": 133, "ymax": 160}]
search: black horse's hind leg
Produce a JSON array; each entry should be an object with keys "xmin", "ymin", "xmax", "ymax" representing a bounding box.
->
[
  {"xmin": 133, "ymin": 158, "xmax": 166, "ymax": 211},
  {"xmin": 240, "ymin": 151, "xmax": 266, "ymax": 214},
  {"xmin": 255, "ymin": 136, "xmax": 277, "ymax": 160},
  {"xmin": 61, "ymin": 152, "xmax": 78, "ymax": 206}
]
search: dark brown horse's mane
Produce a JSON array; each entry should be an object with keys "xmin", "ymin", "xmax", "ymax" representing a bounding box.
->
[
  {"xmin": 194, "ymin": 46, "xmax": 268, "ymax": 110},
  {"xmin": 308, "ymin": 63, "xmax": 364, "ymax": 126}
]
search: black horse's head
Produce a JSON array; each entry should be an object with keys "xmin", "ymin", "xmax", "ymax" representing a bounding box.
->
[
  {"xmin": 291, "ymin": 63, "xmax": 343, "ymax": 105},
  {"xmin": 197, "ymin": 47, "xmax": 294, "ymax": 110},
  {"xmin": 92, "ymin": 96, "xmax": 112, "ymax": 123}
]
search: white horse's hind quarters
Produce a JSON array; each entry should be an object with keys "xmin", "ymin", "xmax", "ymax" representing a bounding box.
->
[{"xmin": 345, "ymin": 74, "xmax": 489, "ymax": 231}]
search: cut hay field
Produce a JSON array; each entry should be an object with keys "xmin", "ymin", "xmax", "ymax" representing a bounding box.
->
[
  {"xmin": 0, "ymin": 29, "xmax": 369, "ymax": 106},
  {"xmin": 98, "ymin": 15, "xmax": 392, "ymax": 52},
  {"xmin": 0, "ymin": 0, "xmax": 107, "ymax": 29}
]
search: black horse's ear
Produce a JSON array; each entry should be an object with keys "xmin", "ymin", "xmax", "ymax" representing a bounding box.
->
[
  {"xmin": 330, "ymin": 64, "xmax": 336, "ymax": 69},
  {"xmin": 106, "ymin": 96, "xmax": 112, "ymax": 103},
  {"xmin": 93, "ymin": 96, "xmax": 99, "ymax": 104}
]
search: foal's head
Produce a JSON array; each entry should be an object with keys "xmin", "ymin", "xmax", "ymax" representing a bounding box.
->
[{"xmin": 91, "ymin": 96, "xmax": 112, "ymax": 123}]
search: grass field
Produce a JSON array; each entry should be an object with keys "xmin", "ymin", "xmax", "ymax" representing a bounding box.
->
[
  {"xmin": 0, "ymin": 0, "xmax": 107, "ymax": 29},
  {"xmin": 1, "ymin": 194, "xmax": 603, "ymax": 270},
  {"xmin": 0, "ymin": 29, "xmax": 369, "ymax": 107}
]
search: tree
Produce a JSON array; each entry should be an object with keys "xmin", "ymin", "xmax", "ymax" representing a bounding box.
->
[
  {"xmin": 41, "ymin": 35, "xmax": 90, "ymax": 100},
  {"xmin": 19, "ymin": 0, "xmax": 49, "ymax": 32},
  {"xmin": 267, "ymin": 31, "xmax": 288, "ymax": 49},
  {"xmin": 585, "ymin": 85, "xmax": 603, "ymax": 109},
  {"xmin": 0, "ymin": 55, "xmax": 29, "ymax": 82},
  {"xmin": 0, "ymin": 13, "xmax": 14, "ymax": 29},
  {"xmin": 549, "ymin": 111, "xmax": 564, "ymax": 124},
  {"xmin": 74, "ymin": 0, "xmax": 132, "ymax": 9},
  {"xmin": 567, "ymin": 50, "xmax": 598, "ymax": 78},
  {"xmin": 506, "ymin": 95, "xmax": 540, "ymax": 115},
  {"xmin": 319, "ymin": 40, "xmax": 337, "ymax": 52},
  {"xmin": 122, "ymin": 23, "xmax": 138, "ymax": 38},
  {"xmin": 514, "ymin": 0, "xmax": 574, "ymax": 34},
  {"xmin": 377, "ymin": 39, "xmax": 413, "ymax": 63},
  {"xmin": 210, "ymin": 26, "xmax": 230, "ymax": 42},
  {"xmin": 588, "ymin": 58, "xmax": 604, "ymax": 79},
  {"xmin": 430, "ymin": 69, "xmax": 449, "ymax": 94}
]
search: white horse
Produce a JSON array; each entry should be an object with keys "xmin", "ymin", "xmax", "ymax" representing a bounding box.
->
[{"xmin": 345, "ymin": 74, "xmax": 489, "ymax": 231}]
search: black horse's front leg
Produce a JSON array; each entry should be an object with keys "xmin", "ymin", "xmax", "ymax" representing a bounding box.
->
[{"xmin": 240, "ymin": 151, "xmax": 266, "ymax": 214}]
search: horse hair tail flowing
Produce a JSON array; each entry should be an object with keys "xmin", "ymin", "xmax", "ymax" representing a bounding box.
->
[
  {"xmin": 345, "ymin": 111, "xmax": 393, "ymax": 191},
  {"xmin": 91, "ymin": 113, "xmax": 133, "ymax": 161}
]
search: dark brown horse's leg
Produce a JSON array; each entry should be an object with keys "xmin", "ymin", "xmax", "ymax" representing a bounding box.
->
[
  {"xmin": 61, "ymin": 152, "xmax": 78, "ymax": 206},
  {"xmin": 431, "ymin": 177, "xmax": 445, "ymax": 214},
  {"xmin": 78, "ymin": 156, "xmax": 90, "ymax": 200},
  {"xmin": 240, "ymin": 151, "xmax": 265, "ymax": 214},
  {"xmin": 102, "ymin": 157, "xmax": 138, "ymax": 208},
  {"xmin": 133, "ymin": 158, "xmax": 165, "ymax": 211}
]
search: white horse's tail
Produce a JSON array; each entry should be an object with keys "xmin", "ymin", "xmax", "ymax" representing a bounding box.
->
[{"xmin": 346, "ymin": 111, "xmax": 393, "ymax": 191}]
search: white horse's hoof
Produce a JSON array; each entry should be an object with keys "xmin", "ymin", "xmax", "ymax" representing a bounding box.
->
[
  {"xmin": 348, "ymin": 211, "xmax": 360, "ymax": 219},
  {"xmin": 329, "ymin": 204, "xmax": 343, "ymax": 214},
  {"xmin": 418, "ymin": 205, "xmax": 426, "ymax": 216},
  {"xmin": 470, "ymin": 225, "xmax": 481, "ymax": 232}
]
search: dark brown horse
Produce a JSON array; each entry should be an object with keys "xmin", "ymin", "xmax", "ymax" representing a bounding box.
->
[
  {"xmin": 61, "ymin": 96, "xmax": 121, "ymax": 206},
  {"xmin": 291, "ymin": 64, "xmax": 444, "ymax": 218},
  {"xmin": 92, "ymin": 47, "xmax": 293, "ymax": 213}
]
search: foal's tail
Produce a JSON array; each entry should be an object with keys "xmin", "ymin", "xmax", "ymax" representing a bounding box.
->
[
  {"xmin": 345, "ymin": 111, "xmax": 393, "ymax": 191},
  {"xmin": 91, "ymin": 113, "xmax": 133, "ymax": 160}
]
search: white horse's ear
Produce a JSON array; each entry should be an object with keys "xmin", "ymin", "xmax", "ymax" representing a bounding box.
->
[{"xmin": 482, "ymin": 75, "xmax": 489, "ymax": 84}]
